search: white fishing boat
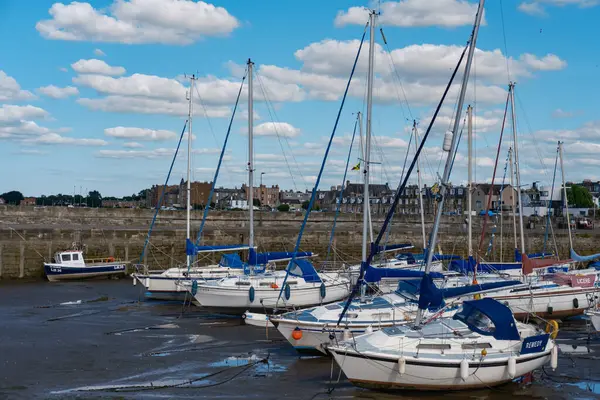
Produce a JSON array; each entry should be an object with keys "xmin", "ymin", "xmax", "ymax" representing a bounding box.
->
[
  {"xmin": 329, "ymin": 297, "xmax": 558, "ymax": 391},
  {"xmin": 44, "ymin": 248, "xmax": 126, "ymax": 282}
]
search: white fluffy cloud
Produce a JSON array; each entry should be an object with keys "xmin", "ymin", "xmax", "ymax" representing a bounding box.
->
[
  {"xmin": 71, "ymin": 59, "xmax": 126, "ymax": 76},
  {"xmin": 0, "ymin": 104, "xmax": 49, "ymax": 125},
  {"xmin": 97, "ymin": 147, "xmax": 219, "ymax": 158},
  {"xmin": 36, "ymin": 0, "xmax": 239, "ymax": 45},
  {"xmin": 518, "ymin": 0, "xmax": 599, "ymax": 16},
  {"xmin": 105, "ymin": 126, "xmax": 176, "ymax": 141},
  {"xmin": 123, "ymin": 142, "xmax": 144, "ymax": 148},
  {"xmin": 0, "ymin": 71, "xmax": 35, "ymax": 102},
  {"xmin": 335, "ymin": 0, "xmax": 482, "ymax": 28},
  {"xmin": 77, "ymin": 95, "xmax": 232, "ymax": 117},
  {"xmin": 37, "ymin": 85, "xmax": 79, "ymax": 99},
  {"xmin": 552, "ymin": 108, "xmax": 580, "ymax": 118},
  {"xmin": 24, "ymin": 133, "xmax": 108, "ymax": 146},
  {"xmin": 253, "ymin": 122, "xmax": 301, "ymax": 138},
  {"xmin": 292, "ymin": 40, "xmax": 566, "ymax": 83}
]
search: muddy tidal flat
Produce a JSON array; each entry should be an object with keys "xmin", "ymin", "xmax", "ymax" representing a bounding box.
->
[{"xmin": 1, "ymin": 280, "xmax": 599, "ymax": 399}]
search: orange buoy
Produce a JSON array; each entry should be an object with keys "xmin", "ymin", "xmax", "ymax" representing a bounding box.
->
[
  {"xmin": 291, "ymin": 328, "xmax": 303, "ymax": 340},
  {"xmin": 270, "ymin": 283, "xmax": 279, "ymax": 289},
  {"xmin": 107, "ymin": 256, "xmax": 115, "ymax": 262}
]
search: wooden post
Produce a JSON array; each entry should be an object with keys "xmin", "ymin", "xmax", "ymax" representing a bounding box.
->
[{"xmin": 19, "ymin": 242, "xmax": 25, "ymax": 278}]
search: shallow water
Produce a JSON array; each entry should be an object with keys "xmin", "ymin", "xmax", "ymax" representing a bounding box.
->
[{"xmin": 0, "ymin": 280, "xmax": 599, "ymax": 399}]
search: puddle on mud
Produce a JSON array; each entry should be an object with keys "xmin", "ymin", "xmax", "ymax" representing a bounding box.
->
[{"xmin": 209, "ymin": 353, "xmax": 287, "ymax": 374}]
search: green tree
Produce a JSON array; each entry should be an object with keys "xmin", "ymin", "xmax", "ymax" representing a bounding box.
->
[
  {"xmin": 277, "ymin": 204, "xmax": 290, "ymax": 212},
  {"xmin": 0, "ymin": 191, "xmax": 24, "ymax": 205},
  {"xmin": 87, "ymin": 190, "xmax": 102, "ymax": 208},
  {"xmin": 301, "ymin": 200, "xmax": 320, "ymax": 211},
  {"xmin": 566, "ymin": 185, "xmax": 593, "ymax": 208}
]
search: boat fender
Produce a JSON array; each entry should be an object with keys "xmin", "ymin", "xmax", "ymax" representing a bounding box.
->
[
  {"xmin": 191, "ymin": 280, "xmax": 198, "ymax": 296},
  {"xmin": 507, "ymin": 356, "xmax": 516, "ymax": 379},
  {"xmin": 573, "ymin": 298, "xmax": 579, "ymax": 309},
  {"xmin": 545, "ymin": 319, "xmax": 559, "ymax": 339},
  {"xmin": 547, "ymin": 305, "xmax": 553, "ymax": 315},
  {"xmin": 249, "ymin": 286, "xmax": 255, "ymax": 303},
  {"xmin": 292, "ymin": 327, "xmax": 303, "ymax": 341},
  {"xmin": 320, "ymin": 283, "xmax": 326, "ymax": 299},
  {"xmin": 365, "ymin": 325, "xmax": 373, "ymax": 334},
  {"xmin": 551, "ymin": 345, "xmax": 558, "ymax": 370},
  {"xmin": 460, "ymin": 359, "xmax": 469, "ymax": 381},
  {"xmin": 398, "ymin": 356, "xmax": 406, "ymax": 375},
  {"xmin": 284, "ymin": 283, "xmax": 291, "ymax": 300},
  {"xmin": 343, "ymin": 328, "xmax": 351, "ymax": 342}
]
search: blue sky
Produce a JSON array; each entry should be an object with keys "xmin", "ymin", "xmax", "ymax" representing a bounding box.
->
[{"xmin": 1, "ymin": 0, "xmax": 599, "ymax": 197}]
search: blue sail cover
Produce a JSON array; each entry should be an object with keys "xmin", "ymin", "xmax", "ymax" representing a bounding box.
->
[
  {"xmin": 364, "ymin": 265, "xmax": 444, "ymax": 283},
  {"xmin": 454, "ymin": 298, "xmax": 520, "ymax": 341},
  {"xmin": 417, "ymin": 274, "xmax": 521, "ymax": 311},
  {"xmin": 248, "ymin": 248, "xmax": 313, "ymax": 265},
  {"xmin": 186, "ymin": 239, "xmax": 249, "ymax": 256},
  {"xmin": 395, "ymin": 252, "xmax": 460, "ymax": 264},
  {"xmin": 219, "ymin": 253, "xmax": 244, "ymax": 269},
  {"xmin": 288, "ymin": 259, "xmax": 321, "ymax": 283},
  {"xmin": 449, "ymin": 256, "xmax": 522, "ymax": 274},
  {"xmin": 570, "ymin": 248, "xmax": 600, "ymax": 263}
]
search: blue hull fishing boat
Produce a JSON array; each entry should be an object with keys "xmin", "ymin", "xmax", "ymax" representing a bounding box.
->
[{"xmin": 44, "ymin": 248, "xmax": 126, "ymax": 282}]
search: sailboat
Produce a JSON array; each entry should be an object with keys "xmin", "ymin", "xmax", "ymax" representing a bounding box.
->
[
  {"xmin": 186, "ymin": 59, "xmax": 351, "ymax": 313},
  {"xmin": 270, "ymin": 18, "xmax": 520, "ymax": 355},
  {"xmin": 131, "ymin": 76, "xmax": 251, "ymax": 301},
  {"xmin": 329, "ymin": 4, "xmax": 558, "ymax": 390}
]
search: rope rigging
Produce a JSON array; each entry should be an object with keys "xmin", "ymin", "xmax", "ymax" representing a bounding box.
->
[
  {"xmin": 139, "ymin": 120, "xmax": 188, "ymax": 265},
  {"xmin": 274, "ymin": 21, "xmax": 369, "ymax": 309},
  {"xmin": 338, "ymin": 37, "xmax": 471, "ymax": 325},
  {"xmin": 193, "ymin": 70, "xmax": 247, "ymax": 256}
]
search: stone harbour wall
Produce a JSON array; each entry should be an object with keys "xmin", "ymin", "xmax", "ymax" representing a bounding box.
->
[{"xmin": 1, "ymin": 205, "xmax": 599, "ymax": 280}]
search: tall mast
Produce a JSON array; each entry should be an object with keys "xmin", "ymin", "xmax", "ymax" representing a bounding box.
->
[
  {"xmin": 247, "ymin": 59, "xmax": 255, "ymax": 250},
  {"xmin": 509, "ymin": 83, "xmax": 526, "ymax": 254},
  {"xmin": 508, "ymin": 147, "xmax": 517, "ymax": 251},
  {"xmin": 559, "ymin": 141, "xmax": 574, "ymax": 251},
  {"xmin": 362, "ymin": 10, "xmax": 376, "ymax": 264},
  {"xmin": 414, "ymin": 121, "xmax": 426, "ymax": 250},
  {"xmin": 357, "ymin": 111, "xmax": 374, "ymax": 243},
  {"xmin": 415, "ymin": 0, "xmax": 485, "ymax": 326},
  {"xmin": 186, "ymin": 75, "xmax": 195, "ymax": 269},
  {"xmin": 467, "ymin": 105, "xmax": 473, "ymax": 258}
]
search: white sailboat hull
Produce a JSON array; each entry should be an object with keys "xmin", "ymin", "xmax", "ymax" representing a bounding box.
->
[
  {"xmin": 192, "ymin": 281, "xmax": 350, "ymax": 314},
  {"xmin": 330, "ymin": 346, "xmax": 553, "ymax": 391},
  {"xmin": 492, "ymin": 287, "xmax": 596, "ymax": 319},
  {"xmin": 132, "ymin": 266, "xmax": 239, "ymax": 301},
  {"xmin": 274, "ymin": 319, "xmax": 384, "ymax": 355}
]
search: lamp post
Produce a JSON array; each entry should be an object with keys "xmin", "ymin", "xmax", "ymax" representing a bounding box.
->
[{"xmin": 260, "ymin": 172, "xmax": 265, "ymax": 226}]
